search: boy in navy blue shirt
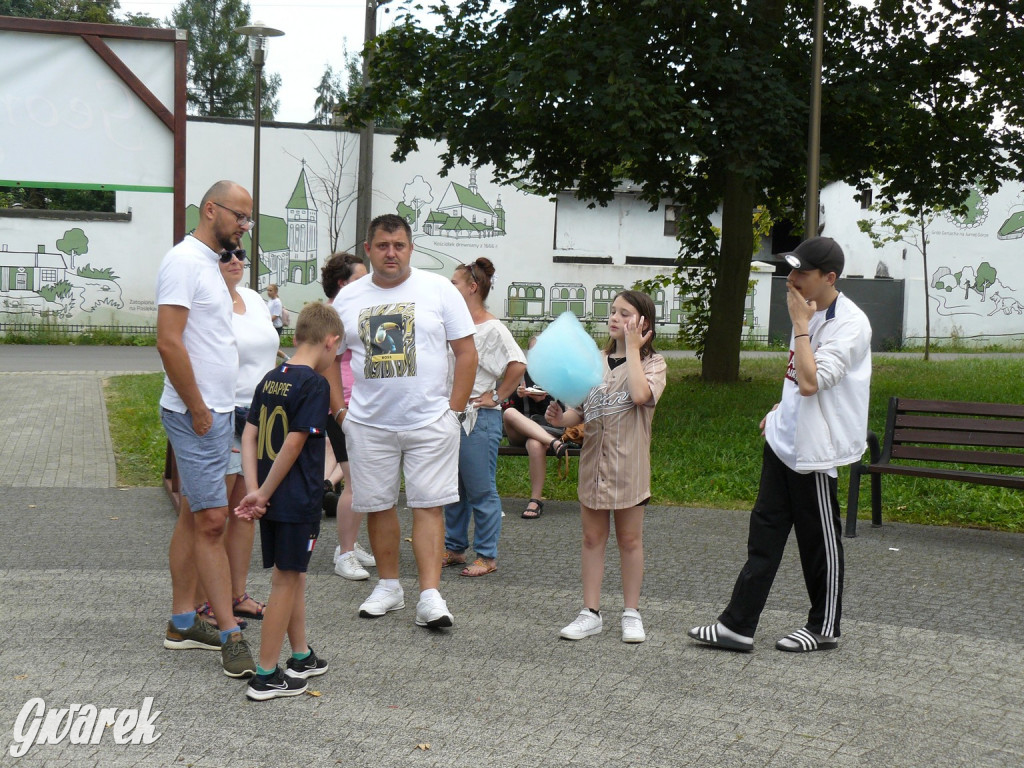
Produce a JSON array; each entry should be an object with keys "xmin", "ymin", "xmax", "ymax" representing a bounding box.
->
[{"xmin": 236, "ymin": 302, "xmax": 343, "ymax": 700}]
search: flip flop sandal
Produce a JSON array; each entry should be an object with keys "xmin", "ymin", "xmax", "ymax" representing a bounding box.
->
[
  {"xmin": 441, "ymin": 550, "xmax": 467, "ymax": 568},
  {"xmin": 775, "ymin": 628, "xmax": 837, "ymax": 653},
  {"xmin": 521, "ymin": 499, "xmax": 544, "ymax": 519},
  {"xmin": 460, "ymin": 558, "xmax": 497, "ymax": 577},
  {"xmin": 687, "ymin": 624, "xmax": 752, "ymax": 652},
  {"xmin": 232, "ymin": 592, "xmax": 266, "ymax": 621},
  {"xmin": 197, "ymin": 602, "xmax": 247, "ymax": 631}
]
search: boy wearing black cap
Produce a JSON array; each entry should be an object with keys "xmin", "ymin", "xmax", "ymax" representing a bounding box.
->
[{"xmin": 689, "ymin": 237, "xmax": 872, "ymax": 653}]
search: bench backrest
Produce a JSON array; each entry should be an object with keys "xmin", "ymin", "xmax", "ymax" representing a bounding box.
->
[{"xmin": 880, "ymin": 397, "xmax": 1024, "ymax": 469}]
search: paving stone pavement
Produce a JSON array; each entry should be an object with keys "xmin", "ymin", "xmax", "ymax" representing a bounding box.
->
[{"xmin": 0, "ymin": 346, "xmax": 1021, "ymax": 767}]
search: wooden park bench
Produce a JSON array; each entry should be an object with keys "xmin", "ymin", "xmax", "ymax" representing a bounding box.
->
[
  {"xmin": 845, "ymin": 397, "xmax": 1024, "ymax": 537},
  {"xmin": 497, "ymin": 442, "xmax": 581, "ymax": 458}
]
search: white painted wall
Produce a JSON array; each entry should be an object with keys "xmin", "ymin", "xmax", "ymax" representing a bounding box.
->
[
  {"xmin": 1, "ymin": 118, "xmax": 730, "ymax": 336},
  {"xmin": 821, "ymin": 180, "xmax": 1024, "ymax": 343}
]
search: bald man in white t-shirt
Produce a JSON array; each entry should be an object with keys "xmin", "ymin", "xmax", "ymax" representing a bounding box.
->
[{"xmin": 156, "ymin": 180, "xmax": 256, "ymax": 678}]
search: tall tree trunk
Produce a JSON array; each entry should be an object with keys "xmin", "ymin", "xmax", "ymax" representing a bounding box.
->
[{"xmin": 701, "ymin": 170, "xmax": 755, "ymax": 382}]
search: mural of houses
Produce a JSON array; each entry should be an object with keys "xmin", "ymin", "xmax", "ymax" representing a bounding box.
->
[
  {"xmin": 421, "ymin": 170, "xmax": 507, "ymax": 238},
  {"xmin": 0, "ymin": 244, "xmax": 69, "ymax": 290}
]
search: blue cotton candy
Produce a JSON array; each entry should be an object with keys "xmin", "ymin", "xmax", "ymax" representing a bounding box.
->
[{"xmin": 527, "ymin": 312, "xmax": 604, "ymax": 407}]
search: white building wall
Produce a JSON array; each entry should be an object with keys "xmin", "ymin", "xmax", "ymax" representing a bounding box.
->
[{"xmin": 821, "ymin": 180, "xmax": 1024, "ymax": 343}]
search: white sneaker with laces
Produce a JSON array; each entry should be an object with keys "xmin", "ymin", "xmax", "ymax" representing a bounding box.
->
[
  {"xmin": 353, "ymin": 541, "xmax": 376, "ymax": 568},
  {"xmin": 560, "ymin": 609, "xmax": 603, "ymax": 640},
  {"xmin": 414, "ymin": 593, "xmax": 454, "ymax": 628},
  {"xmin": 621, "ymin": 609, "xmax": 646, "ymax": 643},
  {"xmin": 334, "ymin": 549, "xmax": 370, "ymax": 580},
  {"xmin": 358, "ymin": 582, "xmax": 405, "ymax": 617}
]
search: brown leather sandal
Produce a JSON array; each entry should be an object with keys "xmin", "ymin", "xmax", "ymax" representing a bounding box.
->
[{"xmin": 441, "ymin": 550, "xmax": 467, "ymax": 568}]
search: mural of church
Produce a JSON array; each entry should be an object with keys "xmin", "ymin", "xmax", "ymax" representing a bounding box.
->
[
  {"xmin": 418, "ymin": 170, "xmax": 507, "ymax": 238},
  {"xmin": 184, "ymin": 164, "xmax": 319, "ymax": 291}
]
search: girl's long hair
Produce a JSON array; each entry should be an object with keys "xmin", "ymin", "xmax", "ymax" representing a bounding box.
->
[{"xmin": 603, "ymin": 290, "xmax": 657, "ymax": 359}]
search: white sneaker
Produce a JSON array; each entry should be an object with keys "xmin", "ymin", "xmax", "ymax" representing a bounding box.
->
[
  {"xmin": 621, "ymin": 609, "xmax": 646, "ymax": 643},
  {"xmin": 334, "ymin": 550, "xmax": 370, "ymax": 580},
  {"xmin": 353, "ymin": 541, "xmax": 376, "ymax": 568},
  {"xmin": 358, "ymin": 582, "xmax": 405, "ymax": 617},
  {"xmin": 414, "ymin": 593, "xmax": 454, "ymax": 628},
  {"xmin": 559, "ymin": 609, "xmax": 603, "ymax": 640}
]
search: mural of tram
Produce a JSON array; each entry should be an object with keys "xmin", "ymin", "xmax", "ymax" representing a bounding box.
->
[
  {"xmin": 591, "ymin": 284, "xmax": 625, "ymax": 319},
  {"xmin": 506, "ymin": 280, "xmax": 673, "ymax": 323},
  {"xmin": 549, "ymin": 282, "xmax": 587, "ymax": 318},
  {"xmin": 505, "ymin": 281, "xmax": 547, "ymax": 319}
]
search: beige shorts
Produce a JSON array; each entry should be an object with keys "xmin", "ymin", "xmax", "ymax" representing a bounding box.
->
[{"xmin": 343, "ymin": 411, "xmax": 461, "ymax": 512}]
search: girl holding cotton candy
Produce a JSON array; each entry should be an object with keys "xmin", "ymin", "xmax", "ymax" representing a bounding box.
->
[{"xmin": 537, "ymin": 291, "xmax": 667, "ymax": 644}]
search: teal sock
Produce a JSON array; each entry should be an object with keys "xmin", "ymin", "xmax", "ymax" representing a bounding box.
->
[
  {"xmin": 292, "ymin": 649, "xmax": 311, "ymax": 661},
  {"xmin": 171, "ymin": 611, "xmax": 196, "ymax": 630},
  {"xmin": 256, "ymin": 665, "xmax": 276, "ymax": 679}
]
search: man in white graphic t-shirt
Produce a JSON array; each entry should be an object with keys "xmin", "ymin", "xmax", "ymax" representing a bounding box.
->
[{"xmin": 327, "ymin": 214, "xmax": 477, "ymax": 629}]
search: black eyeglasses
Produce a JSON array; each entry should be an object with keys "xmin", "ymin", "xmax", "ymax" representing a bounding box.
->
[
  {"xmin": 212, "ymin": 201, "xmax": 255, "ymax": 229},
  {"xmin": 219, "ymin": 248, "xmax": 247, "ymax": 263}
]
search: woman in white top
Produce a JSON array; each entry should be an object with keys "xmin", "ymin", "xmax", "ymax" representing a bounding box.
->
[
  {"xmin": 196, "ymin": 248, "xmax": 280, "ymax": 625},
  {"xmin": 442, "ymin": 258, "xmax": 527, "ymax": 577}
]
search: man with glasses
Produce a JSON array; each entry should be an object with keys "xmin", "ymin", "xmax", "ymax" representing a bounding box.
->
[{"xmin": 156, "ymin": 180, "xmax": 257, "ymax": 678}]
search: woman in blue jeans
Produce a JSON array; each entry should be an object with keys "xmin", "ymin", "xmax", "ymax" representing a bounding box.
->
[{"xmin": 442, "ymin": 258, "xmax": 527, "ymax": 576}]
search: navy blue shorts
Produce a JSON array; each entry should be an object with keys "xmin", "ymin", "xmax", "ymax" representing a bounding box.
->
[{"xmin": 259, "ymin": 518, "xmax": 320, "ymax": 572}]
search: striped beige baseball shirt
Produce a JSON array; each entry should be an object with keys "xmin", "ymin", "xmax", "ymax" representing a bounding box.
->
[{"xmin": 573, "ymin": 352, "xmax": 667, "ymax": 510}]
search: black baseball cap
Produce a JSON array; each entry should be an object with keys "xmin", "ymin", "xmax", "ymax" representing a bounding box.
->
[{"xmin": 780, "ymin": 237, "xmax": 844, "ymax": 277}]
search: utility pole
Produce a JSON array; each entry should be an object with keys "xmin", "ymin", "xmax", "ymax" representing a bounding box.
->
[
  {"xmin": 355, "ymin": 0, "xmax": 378, "ymax": 253},
  {"xmin": 804, "ymin": 0, "xmax": 824, "ymax": 238}
]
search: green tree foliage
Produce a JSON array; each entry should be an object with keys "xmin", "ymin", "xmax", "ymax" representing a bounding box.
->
[
  {"xmin": 345, "ymin": 0, "xmax": 1024, "ymax": 381},
  {"xmin": 0, "ymin": 0, "xmax": 118, "ymax": 22},
  {"xmin": 169, "ymin": 0, "xmax": 280, "ymax": 119}
]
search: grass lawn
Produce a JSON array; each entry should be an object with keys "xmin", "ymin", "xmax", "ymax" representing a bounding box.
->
[{"xmin": 105, "ymin": 355, "xmax": 1024, "ymax": 532}]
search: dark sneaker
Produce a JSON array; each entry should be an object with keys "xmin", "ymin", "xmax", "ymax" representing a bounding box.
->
[
  {"xmin": 221, "ymin": 631, "xmax": 256, "ymax": 678},
  {"xmin": 285, "ymin": 646, "xmax": 329, "ymax": 679},
  {"xmin": 163, "ymin": 618, "xmax": 221, "ymax": 650},
  {"xmin": 246, "ymin": 666, "xmax": 308, "ymax": 700}
]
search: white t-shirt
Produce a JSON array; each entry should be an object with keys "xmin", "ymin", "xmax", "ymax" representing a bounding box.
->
[
  {"xmin": 156, "ymin": 235, "xmax": 238, "ymax": 413},
  {"xmin": 448, "ymin": 318, "xmax": 526, "ymax": 409},
  {"xmin": 332, "ymin": 268, "xmax": 475, "ymax": 431},
  {"xmin": 233, "ymin": 286, "xmax": 281, "ymax": 407},
  {"xmin": 266, "ymin": 296, "xmax": 283, "ymax": 328}
]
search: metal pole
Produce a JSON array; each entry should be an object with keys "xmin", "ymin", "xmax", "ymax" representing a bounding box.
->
[
  {"xmin": 249, "ymin": 47, "xmax": 263, "ymax": 291},
  {"xmin": 804, "ymin": 0, "xmax": 824, "ymax": 238},
  {"xmin": 355, "ymin": 0, "xmax": 377, "ymax": 251},
  {"xmin": 247, "ymin": 47, "xmax": 264, "ymax": 290}
]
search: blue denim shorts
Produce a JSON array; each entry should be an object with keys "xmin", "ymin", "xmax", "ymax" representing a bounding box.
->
[
  {"xmin": 227, "ymin": 432, "xmax": 243, "ymax": 476},
  {"xmin": 161, "ymin": 408, "xmax": 232, "ymax": 512}
]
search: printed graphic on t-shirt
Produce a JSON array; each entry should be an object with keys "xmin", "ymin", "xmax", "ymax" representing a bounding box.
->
[
  {"xmin": 359, "ymin": 302, "xmax": 416, "ymax": 379},
  {"xmin": 581, "ymin": 384, "xmax": 634, "ymax": 423},
  {"xmin": 785, "ymin": 349, "xmax": 798, "ymax": 385}
]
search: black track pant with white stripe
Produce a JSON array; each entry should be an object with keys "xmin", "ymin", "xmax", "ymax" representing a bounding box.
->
[{"xmin": 718, "ymin": 442, "xmax": 844, "ymax": 639}]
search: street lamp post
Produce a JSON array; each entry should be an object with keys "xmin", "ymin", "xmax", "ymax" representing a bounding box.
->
[
  {"xmin": 234, "ymin": 21, "xmax": 284, "ymax": 292},
  {"xmin": 804, "ymin": 0, "xmax": 824, "ymax": 238}
]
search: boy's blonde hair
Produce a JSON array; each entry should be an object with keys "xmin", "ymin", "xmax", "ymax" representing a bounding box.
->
[{"xmin": 293, "ymin": 301, "xmax": 343, "ymax": 345}]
